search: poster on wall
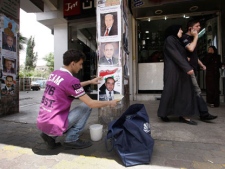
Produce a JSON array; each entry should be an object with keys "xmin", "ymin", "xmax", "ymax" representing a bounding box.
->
[
  {"xmin": 0, "ymin": 55, "xmax": 1, "ymax": 99},
  {"xmin": 122, "ymin": 0, "xmax": 128, "ymax": 24},
  {"xmin": 97, "ymin": 0, "xmax": 121, "ymax": 8},
  {"xmin": 98, "ymin": 41, "xmax": 121, "ymax": 66},
  {"xmin": 0, "ymin": 1, "xmax": 19, "ymax": 113},
  {"xmin": 1, "ymin": 15, "xmax": 18, "ymax": 76},
  {"xmin": 122, "ymin": 19, "xmax": 129, "ymax": 54},
  {"xmin": 97, "ymin": 66, "xmax": 122, "ymax": 101},
  {"xmin": 97, "ymin": 5, "xmax": 121, "ymax": 42},
  {"xmin": 0, "ymin": 14, "xmax": 18, "ymax": 98},
  {"xmin": 1, "ymin": 74, "xmax": 16, "ymax": 96},
  {"xmin": 123, "ymin": 51, "xmax": 129, "ymax": 78}
]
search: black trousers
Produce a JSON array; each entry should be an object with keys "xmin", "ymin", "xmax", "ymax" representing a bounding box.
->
[{"xmin": 196, "ymin": 95, "xmax": 209, "ymax": 117}]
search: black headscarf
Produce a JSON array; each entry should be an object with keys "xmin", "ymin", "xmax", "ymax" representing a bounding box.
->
[
  {"xmin": 208, "ymin": 45, "xmax": 218, "ymax": 55},
  {"xmin": 165, "ymin": 25, "xmax": 182, "ymax": 39}
]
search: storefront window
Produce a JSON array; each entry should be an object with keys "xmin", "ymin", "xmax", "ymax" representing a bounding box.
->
[
  {"xmin": 137, "ymin": 18, "xmax": 187, "ymax": 63},
  {"xmin": 137, "ymin": 14, "xmax": 218, "ymax": 64},
  {"xmin": 137, "ymin": 13, "xmax": 219, "ymax": 93}
]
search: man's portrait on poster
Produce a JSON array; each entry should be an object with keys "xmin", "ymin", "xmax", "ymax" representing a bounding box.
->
[
  {"xmin": 2, "ymin": 33, "xmax": 16, "ymax": 52},
  {"xmin": 1, "ymin": 75, "xmax": 15, "ymax": 96},
  {"xmin": 3, "ymin": 57, "xmax": 16, "ymax": 74},
  {"xmin": 101, "ymin": 12, "xmax": 118, "ymax": 36},
  {"xmin": 99, "ymin": 42, "xmax": 119, "ymax": 66},
  {"xmin": 99, "ymin": 76, "xmax": 120, "ymax": 101}
]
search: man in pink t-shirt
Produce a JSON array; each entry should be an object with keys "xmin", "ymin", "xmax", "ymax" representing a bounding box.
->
[{"xmin": 37, "ymin": 50, "xmax": 118, "ymax": 149}]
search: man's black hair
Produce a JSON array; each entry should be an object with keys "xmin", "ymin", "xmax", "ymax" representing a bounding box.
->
[
  {"xmin": 63, "ymin": 49, "xmax": 86, "ymax": 66},
  {"xmin": 105, "ymin": 76, "xmax": 115, "ymax": 83},
  {"xmin": 186, "ymin": 19, "xmax": 200, "ymax": 30},
  {"xmin": 6, "ymin": 75, "xmax": 13, "ymax": 80}
]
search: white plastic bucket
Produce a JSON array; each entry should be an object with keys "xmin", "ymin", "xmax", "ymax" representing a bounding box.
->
[{"xmin": 89, "ymin": 124, "xmax": 103, "ymax": 141}]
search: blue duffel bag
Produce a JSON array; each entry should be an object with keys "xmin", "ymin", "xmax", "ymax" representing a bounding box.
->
[{"xmin": 105, "ymin": 104, "xmax": 154, "ymax": 167}]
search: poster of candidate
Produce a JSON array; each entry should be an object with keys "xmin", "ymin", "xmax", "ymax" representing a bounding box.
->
[
  {"xmin": 97, "ymin": 5, "xmax": 121, "ymax": 42},
  {"xmin": 98, "ymin": 41, "xmax": 121, "ymax": 66},
  {"xmin": 97, "ymin": 66, "xmax": 122, "ymax": 101}
]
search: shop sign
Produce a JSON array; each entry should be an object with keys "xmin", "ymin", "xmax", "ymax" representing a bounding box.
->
[{"xmin": 63, "ymin": 0, "xmax": 96, "ymax": 19}]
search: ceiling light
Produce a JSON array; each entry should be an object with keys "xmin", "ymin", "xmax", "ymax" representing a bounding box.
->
[
  {"xmin": 145, "ymin": 31, "xmax": 149, "ymax": 33},
  {"xmin": 183, "ymin": 14, "xmax": 190, "ymax": 19},
  {"xmin": 164, "ymin": 16, "xmax": 167, "ymax": 20},
  {"xmin": 189, "ymin": 6, "xmax": 198, "ymax": 11},
  {"xmin": 148, "ymin": 18, "xmax": 151, "ymax": 22},
  {"xmin": 155, "ymin": 10, "xmax": 163, "ymax": 15}
]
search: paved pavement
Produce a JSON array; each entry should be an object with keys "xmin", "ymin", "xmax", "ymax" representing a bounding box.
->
[{"xmin": 0, "ymin": 89, "xmax": 225, "ymax": 169}]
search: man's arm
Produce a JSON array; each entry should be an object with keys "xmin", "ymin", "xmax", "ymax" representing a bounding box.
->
[
  {"xmin": 79, "ymin": 94, "xmax": 117, "ymax": 108},
  {"xmin": 185, "ymin": 29, "xmax": 198, "ymax": 52},
  {"xmin": 80, "ymin": 76, "xmax": 102, "ymax": 87},
  {"xmin": 187, "ymin": 69, "xmax": 194, "ymax": 75}
]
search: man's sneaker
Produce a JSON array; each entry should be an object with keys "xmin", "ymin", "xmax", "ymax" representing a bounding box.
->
[
  {"xmin": 40, "ymin": 133, "xmax": 61, "ymax": 149},
  {"xmin": 64, "ymin": 139, "xmax": 92, "ymax": 149}
]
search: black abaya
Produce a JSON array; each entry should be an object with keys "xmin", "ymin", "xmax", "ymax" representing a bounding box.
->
[{"xmin": 157, "ymin": 36, "xmax": 198, "ymax": 117}]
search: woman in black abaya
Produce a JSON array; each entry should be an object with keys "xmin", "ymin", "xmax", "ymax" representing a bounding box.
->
[
  {"xmin": 202, "ymin": 46, "xmax": 223, "ymax": 107},
  {"xmin": 157, "ymin": 25, "xmax": 198, "ymax": 125}
]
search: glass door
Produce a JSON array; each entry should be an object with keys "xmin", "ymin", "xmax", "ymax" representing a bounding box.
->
[{"xmin": 68, "ymin": 21, "xmax": 98, "ymax": 93}]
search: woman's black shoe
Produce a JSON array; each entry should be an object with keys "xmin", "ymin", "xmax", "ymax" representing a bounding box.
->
[
  {"xmin": 160, "ymin": 117, "xmax": 170, "ymax": 122},
  {"xmin": 179, "ymin": 117, "xmax": 197, "ymax": 125}
]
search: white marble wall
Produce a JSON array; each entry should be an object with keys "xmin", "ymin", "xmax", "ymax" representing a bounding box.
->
[{"xmin": 138, "ymin": 63, "xmax": 164, "ymax": 90}]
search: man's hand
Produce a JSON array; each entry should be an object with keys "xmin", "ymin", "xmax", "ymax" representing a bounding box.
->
[
  {"xmin": 190, "ymin": 29, "xmax": 198, "ymax": 37},
  {"xmin": 109, "ymin": 100, "xmax": 118, "ymax": 107},
  {"xmin": 90, "ymin": 76, "xmax": 103, "ymax": 85},
  {"xmin": 187, "ymin": 69, "xmax": 194, "ymax": 75}
]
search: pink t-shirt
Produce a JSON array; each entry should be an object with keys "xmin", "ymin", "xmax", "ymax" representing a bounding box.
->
[{"xmin": 37, "ymin": 68, "xmax": 85, "ymax": 136}]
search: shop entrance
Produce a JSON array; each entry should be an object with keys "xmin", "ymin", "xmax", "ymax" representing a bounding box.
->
[
  {"xmin": 69, "ymin": 21, "xmax": 98, "ymax": 96},
  {"xmin": 137, "ymin": 12, "xmax": 220, "ymax": 94}
]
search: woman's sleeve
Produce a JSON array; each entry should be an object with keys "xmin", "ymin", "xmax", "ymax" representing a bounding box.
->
[
  {"xmin": 218, "ymin": 55, "xmax": 222, "ymax": 68},
  {"xmin": 164, "ymin": 36, "xmax": 193, "ymax": 73},
  {"xmin": 202, "ymin": 54, "xmax": 211, "ymax": 66}
]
